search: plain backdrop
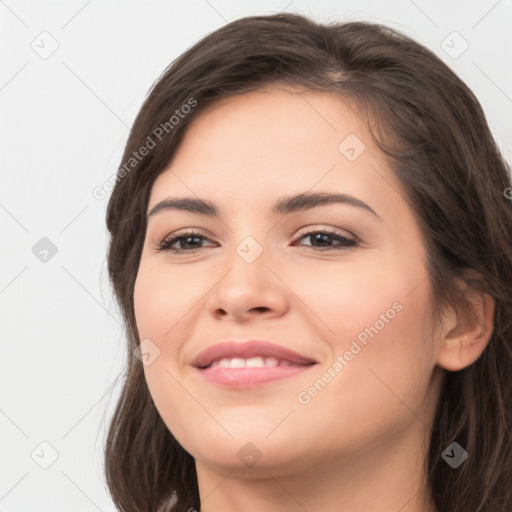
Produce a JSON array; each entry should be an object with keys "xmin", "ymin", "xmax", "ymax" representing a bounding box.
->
[{"xmin": 1, "ymin": 0, "xmax": 511, "ymax": 510}]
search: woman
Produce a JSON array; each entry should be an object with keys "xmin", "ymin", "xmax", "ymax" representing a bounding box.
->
[{"xmin": 103, "ymin": 13, "xmax": 512, "ymax": 512}]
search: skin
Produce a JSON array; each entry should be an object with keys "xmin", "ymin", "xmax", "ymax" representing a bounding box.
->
[{"xmin": 133, "ymin": 86, "xmax": 495, "ymax": 512}]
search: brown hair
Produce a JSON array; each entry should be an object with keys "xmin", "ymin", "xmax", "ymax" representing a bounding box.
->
[{"xmin": 103, "ymin": 12, "xmax": 512, "ymax": 512}]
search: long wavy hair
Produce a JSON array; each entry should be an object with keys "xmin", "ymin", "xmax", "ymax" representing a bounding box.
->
[{"xmin": 103, "ymin": 12, "xmax": 512, "ymax": 512}]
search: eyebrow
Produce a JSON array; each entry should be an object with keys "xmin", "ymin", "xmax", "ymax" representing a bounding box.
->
[{"xmin": 147, "ymin": 192, "xmax": 381, "ymax": 220}]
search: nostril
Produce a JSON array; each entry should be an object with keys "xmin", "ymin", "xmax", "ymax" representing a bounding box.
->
[{"xmin": 251, "ymin": 307, "xmax": 270, "ymax": 313}]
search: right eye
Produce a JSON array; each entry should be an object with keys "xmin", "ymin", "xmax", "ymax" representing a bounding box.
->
[{"xmin": 156, "ymin": 230, "xmax": 215, "ymax": 254}]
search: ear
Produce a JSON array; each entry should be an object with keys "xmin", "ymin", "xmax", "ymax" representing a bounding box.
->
[{"xmin": 436, "ymin": 275, "xmax": 495, "ymax": 372}]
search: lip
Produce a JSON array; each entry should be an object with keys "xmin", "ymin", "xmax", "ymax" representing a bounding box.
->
[
  {"xmin": 191, "ymin": 340, "xmax": 318, "ymax": 389},
  {"xmin": 191, "ymin": 340, "xmax": 317, "ymax": 369}
]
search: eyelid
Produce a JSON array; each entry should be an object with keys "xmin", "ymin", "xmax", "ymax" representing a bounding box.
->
[
  {"xmin": 156, "ymin": 227, "xmax": 215, "ymax": 243},
  {"xmin": 159, "ymin": 224, "xmax": 355, "ymax": 241},
  {"xmin": 154, "ymin": 228, "xmax": 217, "ymax": 252},
  {"xmin": 296, "ymin": 225, "xmax": 355, "ymax": 239}
]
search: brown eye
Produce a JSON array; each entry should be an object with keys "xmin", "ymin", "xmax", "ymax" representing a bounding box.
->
[
  {"xmin": 157, "ymin": 231, "xmax": 215, "ymax": 254},
  {"xmin": 294, "ymin": 229, "xmax": 358, "ymax": 251}
]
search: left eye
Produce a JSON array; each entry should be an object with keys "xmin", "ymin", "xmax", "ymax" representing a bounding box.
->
[
  {"xmin": 156, "ymin": 228, "xmax": 358, "ymax": 254},
  {"xmin": 294, "ymin": 229, "xmax": 358, "ymax": 251}
]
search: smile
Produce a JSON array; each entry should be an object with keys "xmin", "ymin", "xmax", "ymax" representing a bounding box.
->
[{"xmin": 191, "ymin": 339, "xmax": 318, "ymax": 388}]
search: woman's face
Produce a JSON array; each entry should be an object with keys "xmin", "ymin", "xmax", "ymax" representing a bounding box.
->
[{"xmin": 133, "ymin": 87, "xmax": 444, "ymax": 477}]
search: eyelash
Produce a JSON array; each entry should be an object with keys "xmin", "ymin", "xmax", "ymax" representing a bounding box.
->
[{"xmin": 156, "ymin": 228, "xmax": 358, "ymax": 254}]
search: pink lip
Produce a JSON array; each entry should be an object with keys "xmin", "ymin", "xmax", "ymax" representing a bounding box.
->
[
  {"xmin": 191, "ymin": 340, "xmax": 317, "ymax": 368},
  {"xmin": 191, "ymin": 340, "xmax": 318, "ymax": 389}
]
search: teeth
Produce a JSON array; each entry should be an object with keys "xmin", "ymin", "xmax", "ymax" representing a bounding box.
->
[
  {"xmin": 264, "ymin": 357, "xmax": 280, "ymax": 367},
  {"xmin": 209, "ymin": 356, "xmax": 291, "ymax": 369},
  {"xmin": 245, "ymin": 357, "xmax": 265, "ymax": 368},
  {"xmin": 230, "ymin": 357, "xmax": 246, "ymax": 368}
]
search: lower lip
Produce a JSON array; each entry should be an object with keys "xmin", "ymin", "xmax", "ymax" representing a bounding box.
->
[{"xmin": 196, "ymin": 365, "xmax": 317, "ymax": 388}]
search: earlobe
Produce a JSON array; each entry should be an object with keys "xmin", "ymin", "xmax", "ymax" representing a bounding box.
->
[{"xmin": 435, "ymin": 284, "xmax": 495, "ymax": 372}]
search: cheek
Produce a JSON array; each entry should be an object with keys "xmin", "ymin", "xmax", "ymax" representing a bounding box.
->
[
  {"xmin": 143, "ymin": 359, "xmax": 197, "ymax": 436},
  {"xmin": 134, "ymin": 265, "xmax": 202, "ymax": 444},
  {"xmin": 133, "ymin": 262, "xmax": 201, "ymax": 339},
  {"xmin": 290, "ymin": 255, "xmax": 435, "ymax": 391},
  {"xmin": 285, "ymin": 256, "xmax": 409, "ymax": 342},
  {"xmin": 288, "ymin": 269, "xmax": 435, "ymax": 453}
]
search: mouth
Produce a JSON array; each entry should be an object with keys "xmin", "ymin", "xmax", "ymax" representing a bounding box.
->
[
  {"xmin": 206, "ymin": 356, "xmax": 309, "ymax": 369},
  {"xmin": 192, "ymin": 340, "xmax": 318, "ymax": 388}
]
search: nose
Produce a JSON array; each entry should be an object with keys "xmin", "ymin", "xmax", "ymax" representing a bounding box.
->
[{"xmin": 206, "ymin": 241, "xmax": 289, "ymax": 322}]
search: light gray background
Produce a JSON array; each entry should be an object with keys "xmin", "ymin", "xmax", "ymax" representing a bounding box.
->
[{"xmin": 1, "ymin": 0, "xmax": 511, "ymax": 510}]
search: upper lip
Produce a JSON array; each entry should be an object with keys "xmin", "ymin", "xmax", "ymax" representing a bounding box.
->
[{"xmin": 192, "ymin": 340, "xmax": 317, "ymax": 369}]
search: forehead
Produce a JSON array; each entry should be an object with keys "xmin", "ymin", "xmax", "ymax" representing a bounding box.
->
[
  {"xmin": 148, "ymin": 88, "xmax": 406, "ymax": 220},
  {"xmin": 180, "ymin": 86, "xmax": 368, "ymax": 156}
]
